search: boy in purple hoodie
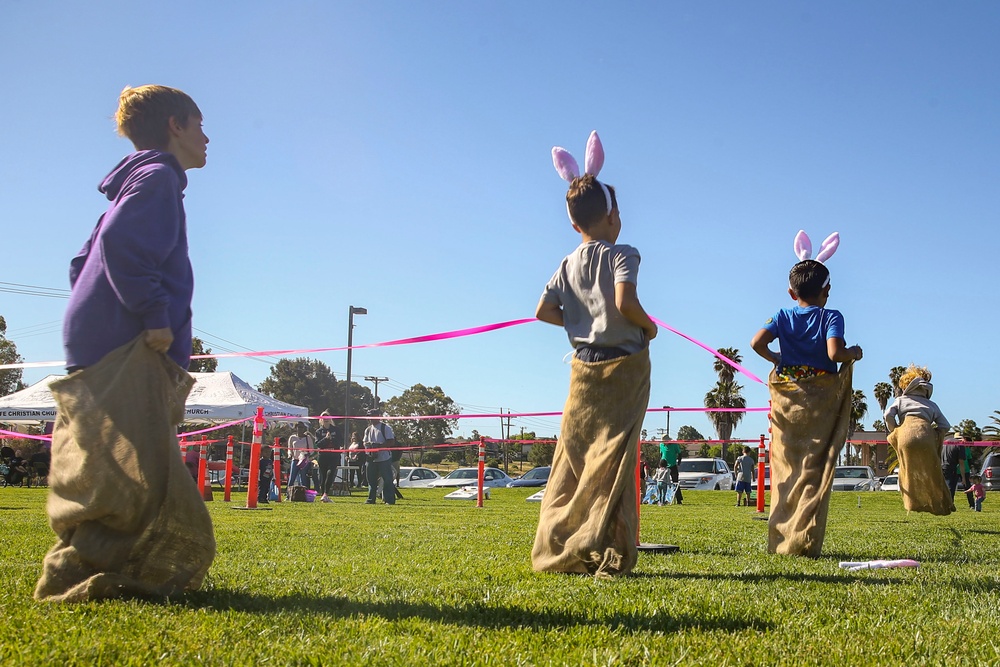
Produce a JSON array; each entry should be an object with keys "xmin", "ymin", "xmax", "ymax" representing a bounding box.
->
[
  {"xmin": 35, "ymin": 86, "xmax": 213, "ymax": 602},
  {"xmin": 63, "ymin": 84, "xmax": 209, "ymax": 369}
]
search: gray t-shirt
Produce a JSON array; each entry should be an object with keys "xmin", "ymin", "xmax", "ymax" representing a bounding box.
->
[
  {"xmin": 735, "ymin": 454, "xmax": 755, "ymax": 482},
  {"xmin": 541, "ymin": 240, "xmax": 646, "ymax": 353}
]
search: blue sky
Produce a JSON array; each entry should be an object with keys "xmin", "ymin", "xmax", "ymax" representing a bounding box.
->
[{"xmin": 1, "ymin": 1, "xmax": 998, "ymax": 443}]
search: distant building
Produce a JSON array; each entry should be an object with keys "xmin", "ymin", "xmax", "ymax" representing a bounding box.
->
[{"xmin": 848, "ymin": 430, "xmax": 890, "ymax": 476}]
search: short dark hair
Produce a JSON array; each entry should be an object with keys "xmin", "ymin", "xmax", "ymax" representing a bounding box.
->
[
  {"xmin": 788, "ymin": 260, "xmax": 830, "ymax": 299},
  {"xmin": 566, "ymin": 174, "xmax": 617, "ymax": 230}
]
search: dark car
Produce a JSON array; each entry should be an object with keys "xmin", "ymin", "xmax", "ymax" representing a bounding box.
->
[
  {"xmin": 507, "ymin": 466, "xmax": 550, "ymax": 488},
  {"xmin": 979, "ymin": 452, "xmax": 1000, "ymax": 491}
]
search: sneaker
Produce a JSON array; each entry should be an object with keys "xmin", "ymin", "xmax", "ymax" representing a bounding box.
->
[
  {"xmin": 321, "ymin": 495, "xmax": 332, "ymax": 503},
  {"xmin": 365, "ymin": 499, "xmax": 376, "ymax": 504}
]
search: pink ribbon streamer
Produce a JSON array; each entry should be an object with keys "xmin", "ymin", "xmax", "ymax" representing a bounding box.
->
[
  {"xmin": 0, "ymin": 316, "xmax": 767, "ymax": 389},
  {"xmin": 0, "ymin": 428, "xmax": 52, "ymax": 442},
  {"xmin": 190, "ymin": 317, "xmax": 538, "ymax": 360},
  {"xmin": 650, "ymin": 316, "xmax": 765, "ymax": 385}
]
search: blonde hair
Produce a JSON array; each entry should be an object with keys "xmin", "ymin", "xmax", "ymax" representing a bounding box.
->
[
  {"xmin": 897, "ymin": 364, "xmax": 931, "ymax": 392},
  {"xmin": 115, "ymin": 85, "xmax": 201, "ymax": 150}
]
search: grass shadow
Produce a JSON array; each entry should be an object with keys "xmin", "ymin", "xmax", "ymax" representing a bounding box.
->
[{"xmin": 181, "ymin": 590, "xmax": 773, "ymax": 634}]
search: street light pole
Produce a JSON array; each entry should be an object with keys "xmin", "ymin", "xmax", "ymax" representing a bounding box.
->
[
  {"xmin": 663, "ymin": 405, "xmax": 672, "ymax": 440},
  {"xmin": 345, "ymin": 306, "xmax": 367, "ymax": 450}
]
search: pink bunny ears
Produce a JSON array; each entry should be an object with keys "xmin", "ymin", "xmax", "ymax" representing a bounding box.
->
[
  {"xmin": 793, "ymin": 230, "xmax": 840, "ymax": 263},
  {"xmin": 552, "ymin": 131, "xmax": 612, "ymax": 215}
]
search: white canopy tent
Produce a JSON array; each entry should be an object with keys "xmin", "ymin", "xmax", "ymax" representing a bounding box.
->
[
  {"xmin": 185, "ymin": 372, "xmax": 308, "ymax": 423},
  {"xmin": 0, "ymin": 371, "xmax": 307, "ymax": 424}
]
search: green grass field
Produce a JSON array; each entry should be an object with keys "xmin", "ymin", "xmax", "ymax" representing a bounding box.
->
[{"xmin": 1, "ymin": 486, "xmax": 997, "ymax": 666}]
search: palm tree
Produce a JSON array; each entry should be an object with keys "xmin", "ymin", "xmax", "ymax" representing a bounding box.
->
[
  {"xmin": 873, "ymin": 382, "xmax": 893, "ymax": 414},
  {"xmin": 871, "ymin": 419, "xmax": 888, "ymax": 433},
  {"xmin": 704, "ymin": 379, "xmax": 746, "ymax": 461},
  {"xmin": 846, "ymin": 389, "xmax": 868, "ymax": 465},
  {"xmin": 888, "ymin": 366, "xmax": 906, "ymax": 397},
  {"xmin": 984, "ymin": 411, "xmax": 1000, "ymax": 457},
  {"xmin": 713, "ymin": 347, "xmax": 743, "ymax": 385},
  {"xmin": 983, "ymin": 411, "xmax": 1000, "ymax": 440}
]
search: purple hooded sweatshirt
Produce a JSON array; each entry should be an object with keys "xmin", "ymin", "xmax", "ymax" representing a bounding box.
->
[{"xmin": 63, "ymin": 150, "xmax": 194, "ymax": 370}]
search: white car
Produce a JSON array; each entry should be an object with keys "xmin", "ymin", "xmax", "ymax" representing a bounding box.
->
[
  {"xmin": 677, "ymin": 458, "xmax": 734, "ymax": 491},
  {"xmin": 878, "ymin": 474, "xmax": 899, "ymax": 491},
  {"xmin": 397, "ymin": 466, "xmax": 442, "ymax": 488},
  {"xmin": 832, "ymin": 466, "xmax": 877, "ymax": 491},
  {"xmin": 428, "ymin": 467, "xmax": 513, "ymax": 488}
]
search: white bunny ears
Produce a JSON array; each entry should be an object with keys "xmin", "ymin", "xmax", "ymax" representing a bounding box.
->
[
  {"xmin": 793, "ymin": 230, "xmax": 840, "ymax": 263},
  {"xmin": 552, "ymin": 131, "xmax": 612, "ymax": 215}
]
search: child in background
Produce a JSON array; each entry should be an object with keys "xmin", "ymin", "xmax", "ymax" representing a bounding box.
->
[
  {"xmin": 734, "ymin": 446, "xmax": 756, "ymax": 507},
  {"xmin": 258, "ymin": 445, "xmax": 274, "ymax": 504},
  {"xmin": 964, "ymin": 474, "xmax": 986, "ymax": 512},
  {"xmin": 653, "ymin": 460, "xmax": 672, "ymax": 506},
  {"xmin": 884, "ymin": 365, "xmax": 951, "ymax": 438}
]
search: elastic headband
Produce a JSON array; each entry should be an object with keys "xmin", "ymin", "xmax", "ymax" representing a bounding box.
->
[{"xmin": 552, "ymin": 130, "xmax": 612, "ymax": 218}]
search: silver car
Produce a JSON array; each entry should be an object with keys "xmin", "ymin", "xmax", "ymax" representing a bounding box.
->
[
  {"xmin": 832, "ymin": 466, "xmax": 877, "ymax": 491},
  {"xmin": 428, "ymin": 467, "xmax": 513, "ymax": 488}
]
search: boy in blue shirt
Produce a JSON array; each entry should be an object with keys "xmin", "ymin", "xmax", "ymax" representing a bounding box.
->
[
  {"xmin": 751, "ymin": 233, "xmax": 864, "ymax": 557},
  {"xmin": 750, "ymin": 259, "xmax": 862, "ymax": 379}
]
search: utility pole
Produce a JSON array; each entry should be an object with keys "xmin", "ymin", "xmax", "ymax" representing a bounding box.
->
[
  {"xmin": 365, "ymin": 376, "xmax": 388, "ymax": 408},
  {"xmin": 506, "ymin": 410, "xmax": 513, "ymax": 470}
]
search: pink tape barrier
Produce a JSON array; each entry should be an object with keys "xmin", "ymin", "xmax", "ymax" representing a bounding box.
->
[
  {"xmin": 0, "ymin": 428, "xmax": 52, "ymax": 442},
  {"xmin": 650, "ymin": 316, "xmax": 764, "ymax": 385},
  {"xmin": 191, "ymin": 317, "xmax": 539, "ymax": 360}
]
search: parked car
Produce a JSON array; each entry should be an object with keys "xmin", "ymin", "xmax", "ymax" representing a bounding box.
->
[
  {"xmin": 978, "ymin": 452, "xmax": 1000, "ymax": 492},
  {"xmin": 677, "ymin": 458, "xmax": 734, "ymax": 491},
  {"xmin": 832, "ymin": 466, "xmax": 877, "ymax": 491},
  {"xmin": 507, "ymin": 466, "xmax": 550, "ymax": 488},
  {"xmin": 762, "ymin": 465, "xmax": 771, "ymax": 490},
  {"xmin": 878, "ymin": 474, "xmax": 899, "ymax": 491},
  {"xmin": 397, "ymin": 466, "xmax": 442, "ymax": 488},
  {"xmin": 428, "ymin": 467, "xmax": 513, "ymax": 488}
]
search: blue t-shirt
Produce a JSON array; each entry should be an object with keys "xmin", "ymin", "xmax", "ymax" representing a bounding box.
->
[{"xmin": 762, "ymin": 306, "xmax": 844, "ymax": 373}]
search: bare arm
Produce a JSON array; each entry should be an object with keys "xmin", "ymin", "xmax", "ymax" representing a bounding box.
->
[
  {"xmin": 750, "ymin": 329, "xmax": 780, "ymax": 365},
  {"xmin": 614, "ymin": 282, "xmax": 657, "ymax": 340},
  {"xmin": 535, "ymin": 298, "xmax": 564, "ymax": 327},
  {"xmin": 827, "ymin": 337, "xmax": 863, "ymax": 363}
]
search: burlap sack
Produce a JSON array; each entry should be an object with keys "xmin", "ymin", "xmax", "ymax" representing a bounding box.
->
[
  {"xmin": 34, "ymin": 337, "xmax": 215, "ymax": 602},
  {"xmin": 767, "ymin": 362, "xmax": 853, "ymax": 557},
  {"xmin": 531, "ymin": 347, "xmax": 650, "ymax": 577},
  {"xmin": 888, "ymin": 416, "xmax": 954, "ymax": 515}
]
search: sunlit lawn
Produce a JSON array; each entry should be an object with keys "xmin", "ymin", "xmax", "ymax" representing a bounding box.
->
[{"xmin": 0, "ymin": 485, "xmax": 997, "ymax": 666}]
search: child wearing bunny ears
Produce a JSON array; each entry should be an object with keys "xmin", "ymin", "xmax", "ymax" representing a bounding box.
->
[
  {"xmin": 535, "ymin": 132, "xmax": 657, "ymax": 355},
  {"xmin": 531, "ymin": 131, "xmax": 656, "ymax": 577},
  {"xmin": 750, "ymin": 231, "xmax": 863, "ymax": 381},
  {"xmin": 754, "ymin": 231, "xmax": 866, "ymax": 556}
]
